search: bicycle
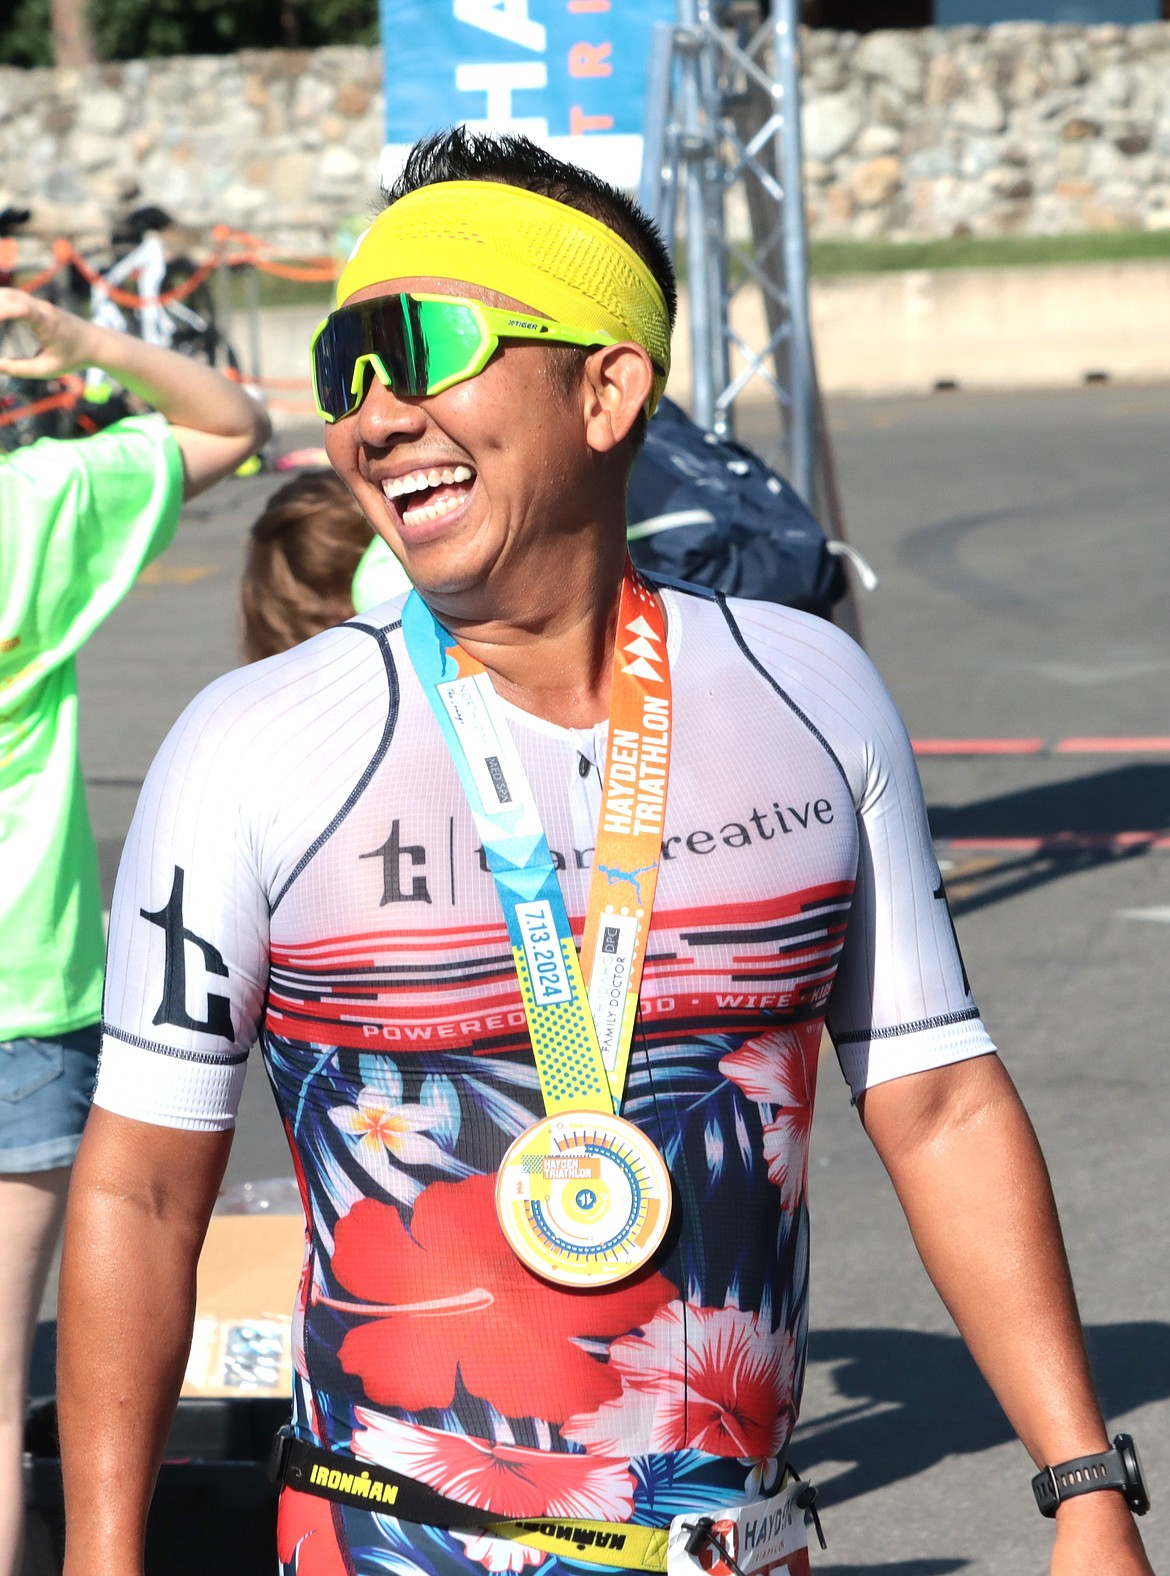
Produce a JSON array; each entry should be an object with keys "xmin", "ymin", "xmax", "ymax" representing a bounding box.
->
[
  {"xmin": 63, "ymin": 205, "xmax": 248, "ymax": 431},
  {"xmin": 0, "ymin": 206, "xmax": 82, "ymax": 452}
]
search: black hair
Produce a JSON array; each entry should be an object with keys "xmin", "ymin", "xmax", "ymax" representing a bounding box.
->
[{"xmin": 382, "ymin": 127, "xmax": 677, "ymax": 331}]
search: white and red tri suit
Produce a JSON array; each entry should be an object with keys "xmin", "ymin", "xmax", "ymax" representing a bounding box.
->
[{"xmin": 95, "ymin": 583, "xmax": 993, "ymax": 1575}]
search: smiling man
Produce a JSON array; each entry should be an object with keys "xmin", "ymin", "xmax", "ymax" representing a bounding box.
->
[{"xmin": 59, "ymin": 131, "xmax": 1152, "ymax": 1576}]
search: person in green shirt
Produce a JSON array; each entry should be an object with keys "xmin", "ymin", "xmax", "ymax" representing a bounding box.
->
[{"xmin": 0, "ymin": 285, "xmax": 270, "ymax": 1575}]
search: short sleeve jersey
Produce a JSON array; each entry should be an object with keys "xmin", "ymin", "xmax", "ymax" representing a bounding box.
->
[
  {"xmin": 0, "ymin": 416, "xmax": 183, "ymax": 1040},
  {"xmin": 95, "ymin": 585, "xmax": 994, "ymax": 1551}
]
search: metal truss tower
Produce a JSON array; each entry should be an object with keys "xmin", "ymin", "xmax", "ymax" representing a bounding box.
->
[{"xmin": 638, "ymin": 0, "xmax": 866, "ymax": 636}]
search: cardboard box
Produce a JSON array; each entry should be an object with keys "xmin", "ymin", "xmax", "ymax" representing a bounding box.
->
[{"xmin": 181, "ymin": 1214, "xmax": 305, "ymax": 1399}]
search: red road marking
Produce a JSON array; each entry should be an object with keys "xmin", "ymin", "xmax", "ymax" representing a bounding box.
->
[
  {"xmin": 914, "ymin": 738, "xmax": 1170, "ymax": 757},
  {"xmin": 943, "ymin": 834, "xmax": 1170, "ymax": 852},
  {"xmin": 1055, "ymin": 737, "xmax": 1170, "ymax": 753},
  {"xmin": 913, "ymin": 739, "xmax": 1044, "ymax": 755}
]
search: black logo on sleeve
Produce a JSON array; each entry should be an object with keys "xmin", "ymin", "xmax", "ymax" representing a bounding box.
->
[
  {"xmin": 361, "ymin": 819, "xmax": 432, "ymax": 905},
  {"xmin": 140, "ymin": 866, "xmax": 235, "ymax": 1040}
]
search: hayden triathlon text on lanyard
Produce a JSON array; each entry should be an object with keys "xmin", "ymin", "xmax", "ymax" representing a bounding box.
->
[{"xmin": 401, "ymin": 565, "xmax": 672, "ymax": 1288}]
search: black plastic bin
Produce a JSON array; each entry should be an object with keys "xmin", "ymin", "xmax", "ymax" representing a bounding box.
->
[{"xmin": 23, "ymin": 1392, "xmax": 288, "ymax": 1576}]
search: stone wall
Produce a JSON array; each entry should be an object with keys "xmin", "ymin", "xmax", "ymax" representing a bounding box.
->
[
  {"xmin": 3, "ymin": 25, "xmax": 1170, "ymax": 254},
  {"xmin": 0, "ymin": 47, "xmax": 384, "ymax": 252},
  {"xmin": 802, "ymin": 22, "xmax": 1170, "ymax": 239}
]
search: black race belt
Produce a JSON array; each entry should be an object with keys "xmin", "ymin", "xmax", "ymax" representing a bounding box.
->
[
  {"xmin": 268, "ymin": 1427, "xmax": 809, "ymax": 1572},
  {"xmin": 269, "ymin": 1426, "xmax": 489, "ymax": 1523}
]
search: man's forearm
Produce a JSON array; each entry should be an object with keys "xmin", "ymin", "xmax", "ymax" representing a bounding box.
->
[
  {"xmin": 58, "ymin": 1190, "xmax": 200, "ymax": 1573},
  {"xmin": 861, "ymin": 1056, "xmax": 1154, "ymax": 1572},
  {"xmin": 861, "ymin": 1056, "xmax": 1105, "ymax": 1465},
  {"xmin": 58, "ymin": 1116, "xmax": 232, "ymax": 1575}
]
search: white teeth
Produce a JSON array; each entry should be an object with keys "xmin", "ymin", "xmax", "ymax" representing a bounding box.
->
[
  {"xmin": 401, "ymin": 491, "xmax": 464, "ymax": 526},
  {"xmin": 382, "ymin": 464, "xmax": 475, "ymax": 501}
]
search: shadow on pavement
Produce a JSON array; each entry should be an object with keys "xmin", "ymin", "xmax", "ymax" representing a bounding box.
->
[
  {"xmin": 930, "ymin": 764, "xmax": 1170, "ymax": 840},
  {"xmin": 895, "ymin": 506, "xmax": 1039, "ymax": 614},
  {"xmin": 813, "ymin": 1565, "xmax": 968, "ymax": 1574},
  {"xmin": 796, "ymin": 1322, "xmax": 1170, "ymax": 1507},
  {"xmin": 927, "ymin": 763, "xmax": 1170, "ymax": 917}
]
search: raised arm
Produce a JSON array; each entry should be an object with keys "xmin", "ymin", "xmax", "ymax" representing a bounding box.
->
[
  {"xmin": 860, "ymin": 1055, "xmax": 1153, "ymax": 1575},
  {"xmin": 0, "ymin": 286, "xmax": 271, "ymax": 496},
  {"xmin": 58, "ymin": 1111, "xmax": 232, "ymax": 1576}
]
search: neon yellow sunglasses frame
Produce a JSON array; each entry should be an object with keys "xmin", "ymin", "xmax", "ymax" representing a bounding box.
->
[{"xmin": 310, "ymin": 292, "xmax": 616, "ymax": 422}]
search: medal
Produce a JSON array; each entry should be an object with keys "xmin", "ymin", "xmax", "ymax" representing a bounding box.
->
[
  {"xmin": 496, "ymin": 1111, "xmax": 672, "ymax": 1287},
  {"xmin": 404, "ymin": 567, "xmax": 674, "ymax": 1287}
]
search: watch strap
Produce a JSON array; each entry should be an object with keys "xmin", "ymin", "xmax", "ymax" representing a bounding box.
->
[{"xmin": 1032, "ymin": 1445, "xmax": 1127, "ymax": 1518}]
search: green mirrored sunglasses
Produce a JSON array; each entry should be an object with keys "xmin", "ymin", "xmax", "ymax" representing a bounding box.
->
[{"xmin": 310, "ymin": 292, "xmax": 615, "ymax": 422}]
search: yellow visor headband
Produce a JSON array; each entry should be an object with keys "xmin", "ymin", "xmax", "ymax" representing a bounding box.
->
[{"xmin": 336, "ymin": 181, "xmax": 671, "ymax": 414}]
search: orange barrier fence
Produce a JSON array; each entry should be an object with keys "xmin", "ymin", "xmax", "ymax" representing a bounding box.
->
[
  {"xmin": 259, "ymin": 374, "xmax": 316, "ymax": 415},
  {"xmin": 58, "ymin": 237, "xmax": 223, "ymax": 309},
  {"xmin": 0, "ymin": 374, "xmax": 84, "ymax": 430},
  {"xmin": 213, "ymin": 226, "xmax": 338, "ymax": 286},
  {"xmin": 0, "ymin": 224, "xmax": 337, "ymax": 429},
  {"xmin": 3, "ymin": 225, "xmax": 339, "ymax": 310}
]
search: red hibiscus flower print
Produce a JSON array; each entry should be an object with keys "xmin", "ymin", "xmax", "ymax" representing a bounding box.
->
[
  {"xmin": 277, "ymin": 1486, "xmax": 346, "ymax": 1576},
  {"xmin": 562, "ymin": 1302, "xmax": 796, "ymax": 1461},
  {"xmin": 352, "ymin": 1412, "xmax": 636, "ymax": 1520},
  {"xmin": 326, "ymin": 1173, "xmax": 676, "ymax": 1421},
  {"xmin": 719, "ymin": 1028, "xmax": 820, "ymax": 1208}
]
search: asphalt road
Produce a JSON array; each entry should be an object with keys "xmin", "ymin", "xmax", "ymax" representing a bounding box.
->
[{"xmin": 66, "ymin": 381, "xmax": 1170, "ymax": 1574}]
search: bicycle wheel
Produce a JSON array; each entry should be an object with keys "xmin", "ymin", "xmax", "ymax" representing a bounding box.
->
[
  {"xmin": 0, "ymin": 374, "xmax": 78, "ymax": 450},
  {"xmin": 162, "ymin": 257, "xmax": 239, "ymax": 371}
]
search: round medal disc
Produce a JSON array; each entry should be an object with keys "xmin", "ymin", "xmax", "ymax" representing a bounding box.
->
[{"xmin": 495, "ymin": 1110, "xmax": 672, "ymax": 1287}]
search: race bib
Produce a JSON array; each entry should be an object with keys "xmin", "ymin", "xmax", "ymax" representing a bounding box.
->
[{"xmin": 666, "ymin": 1483, "xmax": 810, "ymax": 1576}]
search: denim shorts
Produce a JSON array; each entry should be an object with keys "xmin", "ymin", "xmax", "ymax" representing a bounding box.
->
[{"xmin": 0, "ymin": 1022, "xmax": 100, "ymax": 1173}]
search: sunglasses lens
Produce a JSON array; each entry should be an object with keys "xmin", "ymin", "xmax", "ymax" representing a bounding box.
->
[
  {"xmin": 312, "ymin": 309, "xmax": 371, "ymax": 420},
  {"xmin": 411, "ymin": 298, "xmax": 487, "ymax": 392},
  {"xmin": 313, "ymin": 297, "xmax": 487, "ymax": 420}
]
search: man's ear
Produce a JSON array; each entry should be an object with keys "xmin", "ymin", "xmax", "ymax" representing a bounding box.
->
[{"xmin": 580, "ymin": 343, "xmax": 655, "ymax": 453}]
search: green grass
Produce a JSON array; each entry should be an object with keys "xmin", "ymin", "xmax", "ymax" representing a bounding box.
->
[
  {"xmin": 215, "ymin": 270, "xmax": 334, "ymax": 313},
  {"xmin": 809, "ymin": 228, "xmax": 1170, "ymax": 276}
]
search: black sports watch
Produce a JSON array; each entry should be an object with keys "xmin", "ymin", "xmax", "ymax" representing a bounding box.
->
[{"xmin": 1032, "ymin": 1433, "xmax": 1150, "ymax": 1518}]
